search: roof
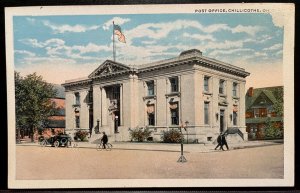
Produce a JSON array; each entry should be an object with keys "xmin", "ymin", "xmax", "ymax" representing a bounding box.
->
[
  {"xmin": 46, "ymin": 120, "xmax": 65, "ymax": 128},
  {"xmin": 245, "ymin": 86, "xmax": 283, "ymax": 110},
  {"xmin": 64, "ymin": 49, "xmax": 250, "ymax": 87},
  {"xmin": 246, "ymin": 117, "xmax": 283, "ymax": 124}
]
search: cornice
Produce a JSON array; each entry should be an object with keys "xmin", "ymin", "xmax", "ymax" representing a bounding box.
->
[
  {"xmin": 138, "ymin": 56, "xmax": 250, "ymax": 78},
  {"xmin": 61, "ymin": 79, "xmax": 92, "ymax": 89}
]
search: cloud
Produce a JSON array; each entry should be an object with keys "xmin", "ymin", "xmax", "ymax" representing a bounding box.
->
[
  {"xmin": 19, "ymin": 38, "xmax": 111, "ymax": 60},
  {"xmin": 20, "ymin": 38, "xmax": 65, "ymax": 48},
  {"xmin": 125, "ymin": 20, "xmax": 263, "ymax": 46},
  {"xmin": 203, "ymin": 40, "xmax": 245, "ymax": 51},
  {"xmin": 254, "ymin": 52, "xmax": 268, "ymax": 57},
  {"xmin": 26, "ymin": 17, "xmax": 36, "ymax": 24},
  {"xmin": 183, "ymin": 32, "xmax": 215, "ymax": 41},
  {"xmin": 209, "ymin": 48, "xmax": 254, "ymax": 57},
  {"xmin": 42, "ymin": 20, "xmax": 100, "ymax": 34},
  {"xmin": 103, "ymin": 17, "xmax": 130, "ymax": 30},
  {"xmin": 231, "ymin": 25, "xmax": 263, "ymax": 36},
  {"xmin": 262, "ymin": 43, "xmax": 282, "ymax": 51},
  {"xmin": 15, "ymin": 50, "xmax": 36, "ymax": 57}
]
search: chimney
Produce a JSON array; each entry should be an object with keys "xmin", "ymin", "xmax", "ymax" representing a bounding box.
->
[{"xmin": 248, "ymin": 87, "xmax": 254, "ymax": 97}]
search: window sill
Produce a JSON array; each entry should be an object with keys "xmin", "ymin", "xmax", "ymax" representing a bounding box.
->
[
  {"xmin": 165, "ymin": 92, "xmax": 181, "ymax": 97},
  {"xmin": 232, "ymin": 96, "xmax": 240, "ymax": 99},
  {"xmin": 143, "ymin": 95, "xmax": 156, "ymax": 100},
  {"xmin": 218, "ymin": 94, "xmax": 227, "ymax": 97},
  {"xmin": 203, "ymin": 92, "xmax": 213, "ymax": 95},
  {"xmin": 73, "ymin": 104, "xmax": 81, "ymax": 108}
]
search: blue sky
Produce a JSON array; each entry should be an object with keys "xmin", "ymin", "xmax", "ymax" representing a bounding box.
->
[{"xmin": 13, "ymin": 13, "xmax": 284, "ymax": 89}]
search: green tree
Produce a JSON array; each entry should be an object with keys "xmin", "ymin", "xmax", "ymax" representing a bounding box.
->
[
  {"xmin": 273, "ymin": 87, "xmax": 283, "ymax": 117},
  {"xmin": 15, "ymin": 72, "xmax": 57, "ymax": 142},
  {"xmin": 264, "ymin": 117, "xmax": 283, "ymax": 139}
]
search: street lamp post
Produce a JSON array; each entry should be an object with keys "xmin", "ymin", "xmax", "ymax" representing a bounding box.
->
[
  {"xmin": 177, "ymin": 121, "xmax": 188, "ymax": 163},
  {"xmin": 115, "ymin": 116, "xmax": 119, "ymax": 133},
  {"xmin": 185, "ymin": 121, "xmax": 189, "ymax": 144}
]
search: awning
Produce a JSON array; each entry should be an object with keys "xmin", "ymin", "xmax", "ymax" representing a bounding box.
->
[
  {"xmin": 233, "ymin": 105, "xmax": 238, "ymax": 112},
  {"xmin": 246, "ymin": 117, "xmax": 283, "ymax": 124},
  {"xmin": 147, "ymin": 105, "xmax": 155, "ymax": 114},
  {"xmin": 169, "ymin": 102, "xmax": 178, "ymax": 110}
]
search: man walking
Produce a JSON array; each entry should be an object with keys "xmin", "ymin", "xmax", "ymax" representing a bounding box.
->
[
  {"xmin": 221, "ymin": 133, "xmax": 229, "ymax": 150},
  {"xmin": 214, "ymin": 133, "xmax": 224, "ymax": 150}
]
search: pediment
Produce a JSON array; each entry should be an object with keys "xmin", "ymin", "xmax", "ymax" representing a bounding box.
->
[{"xmin": 88, "ymin": 60, "xmax": 130, "ymax": 78}]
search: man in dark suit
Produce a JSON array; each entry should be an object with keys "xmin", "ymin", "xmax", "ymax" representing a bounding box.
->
[
  {"xmin": 221, "ymin": 133, "xmax": 229, "ymax": 150},
  {"xmin": 214, "ymin": 133, "xmax": 224, "ymax": 150},
  {"xmin": 101, "ymin": 132, "xmax": 108, "ymax": 149}
]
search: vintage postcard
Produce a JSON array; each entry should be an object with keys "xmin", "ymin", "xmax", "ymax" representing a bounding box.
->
[{"xmin": 6, "ymin": 3, "xmax": 294, "ymax": 188}]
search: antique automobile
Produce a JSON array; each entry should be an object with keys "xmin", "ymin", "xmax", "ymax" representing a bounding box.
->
[{"xmin": 39, "ymin": 134, "xmax": 72, "ymax": 147}]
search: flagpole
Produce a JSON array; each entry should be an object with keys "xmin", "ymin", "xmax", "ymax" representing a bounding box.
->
[{"xmin": 112, "ymin": 21, "xmax": 116, "ymax": 62}]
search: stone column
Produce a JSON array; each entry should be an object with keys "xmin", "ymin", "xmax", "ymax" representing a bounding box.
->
[
  {"xmin": 92, "ymin": 85, "xmax": 101, "ymax": 135},
  {"xmin": 239, "ymin": 82, "xmax": 248, "ymax": 140},
  {"xmin": 212, "ymin": 77, "xmax": 219, "ymax": 133},
  {"xmin": 101, "ymin": 86, "xmax": 107, "ymax": 126},
  {"xmin": 120, "ymin": 83, "xmax": 123, "ymax": 126}
]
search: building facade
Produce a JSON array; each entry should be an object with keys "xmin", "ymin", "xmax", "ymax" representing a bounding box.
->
[
  {"xmin": 245, "ymin": 86, "xmax": 283, "ymax": 140},
  {"xmin": 62, "ymin": 49, "xmax": 250, "ymax": 143}
]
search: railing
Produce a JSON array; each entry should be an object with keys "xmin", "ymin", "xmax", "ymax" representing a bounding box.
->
[{"xmin": 226, "ymin": 127, "xmax": 244, "ymax": 140}]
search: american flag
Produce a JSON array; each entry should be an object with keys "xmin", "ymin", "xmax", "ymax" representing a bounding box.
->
[{"xmin": 114, "ymin": 24, "xmax": 126, "ymax": 43}]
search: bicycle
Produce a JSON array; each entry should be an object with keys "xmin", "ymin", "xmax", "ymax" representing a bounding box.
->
[
  {"xmin": 96, "ymin": 142, "xmax": 113, "ymax": 151},
  {"xmin": 40, "ymin": 138, "xmax": 51, "ymax": 147}
]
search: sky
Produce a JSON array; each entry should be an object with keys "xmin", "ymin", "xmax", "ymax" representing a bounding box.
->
[{"xmin": 13, "ymin": 13, "xmax": 284, "ymax": 90}]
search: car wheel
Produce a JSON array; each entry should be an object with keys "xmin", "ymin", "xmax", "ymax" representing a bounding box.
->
[{"xmin": 54, "ymin": 140, "xmax": 60, "ymax": 148}]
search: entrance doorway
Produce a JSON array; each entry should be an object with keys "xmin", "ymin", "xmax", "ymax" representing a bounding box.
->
[{"xmin": 220, "ymin": 110, "xmax": 225, "ymax": 133}]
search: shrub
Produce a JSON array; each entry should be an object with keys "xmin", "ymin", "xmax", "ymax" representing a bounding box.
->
[
  {"xmin": 129, "ymin": 127, "xmax": 152, "ymax": 142},
  {"xmin": 264, "ymin": 118, "xmax": 284, "ymax": 139},
  {"xmin": 74, "ymin": 130, "xmax": 89, "ymax": 141},
  {"xmin": 161, "ymin": 129, "xmax": 183, "ymax": 143}
]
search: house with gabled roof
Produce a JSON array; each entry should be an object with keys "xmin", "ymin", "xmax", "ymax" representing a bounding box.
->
[
  {"xmin": 245, "ymin": 86, "xmax": 283, "ymax": 139},
  {"xmin": 62, "ymin": 49, "xmax": 250, "ymax": 143}
]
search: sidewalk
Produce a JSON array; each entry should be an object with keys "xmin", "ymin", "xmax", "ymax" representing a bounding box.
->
[{"xmin": 17, "ymin": 139, "xmax": 283, "ymax": 153}]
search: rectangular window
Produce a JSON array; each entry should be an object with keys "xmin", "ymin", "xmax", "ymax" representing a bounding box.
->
[
  {"xmin": 204, "ymin": 76, "xmax": 209, "ymax": 92},
  {"xmin": 170, "ymin": 102, "xmax": 179, "ymax": 125},
  {"xmin": 219, "ymin": 79, "xmax": 225, "ymax": 94},
  {"xmin": 233, "ymin": 112, "xmax": 237, "ymax": 125},
  {"xmin": 204, "ymin": 102, "xmax": 209, "ymax": 124},
  {"xmin": 233, "ymin": 82, "xmax": 238, "ymax": 97},
  {"xmin": 75, "ymin": 92, "xmax": 80, "ymax": 105},
  {"xmin": 259, "ymin": 108, "xmax": 267, "ymax": 117},
  {"xmin": 146, "ymin": 81, "xmax": 155, "ymax": 96},
  {"xmin": 254, "ymin": 108, "xmax": 259, "ymax": 118},
  {"xmin": 75, "ymin": 116, "xmax": 80, "ymax": 128},
  {"xmin": 148, "ymin": 113, "xmax": 155, "ymax": 126},
  {"xmin": 147, "ymin": 105, "xmax": 155, "ymax": 126},
  {"xmin": 112, "ymin": 86, "xmax": 120, "ymax": 100},
  {"xmin": 170, "ymin": 77, "xmax": 179, "ymax": 93}
]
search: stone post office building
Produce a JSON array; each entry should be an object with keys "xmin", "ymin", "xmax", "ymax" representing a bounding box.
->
[{"xmin": 62, "ymin": 49, "xmax": 250, "ymax": 143}]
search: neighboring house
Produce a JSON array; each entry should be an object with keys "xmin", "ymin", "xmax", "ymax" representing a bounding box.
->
[
  {"xmin": 62, "ymin": 49, "xmax": 250, "ymax": 143},
  {"xmin": 245, "ymin": 86, "xmax": 283, "ymax": 140},
  {"xmin": 42, "ymin": 84, "xmax": 66, "ymax": 136}
]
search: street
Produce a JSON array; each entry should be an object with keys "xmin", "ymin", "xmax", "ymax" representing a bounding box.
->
[{"xmin": 16, "ymin": 144, "xmax": 283, "ymax": 179}]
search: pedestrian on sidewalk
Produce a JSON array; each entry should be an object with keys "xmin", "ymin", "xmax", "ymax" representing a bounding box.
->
[
  {"xmin": 221, "ymin": 133, "xmax": 229, "ymax": 151},
  {"xmin": 101, "ymin": 132, "xmax": 108, "ymax": 149},
  {"xmin": 214, "ymin": 133, "xmax": 224, "ymax": 151}
]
